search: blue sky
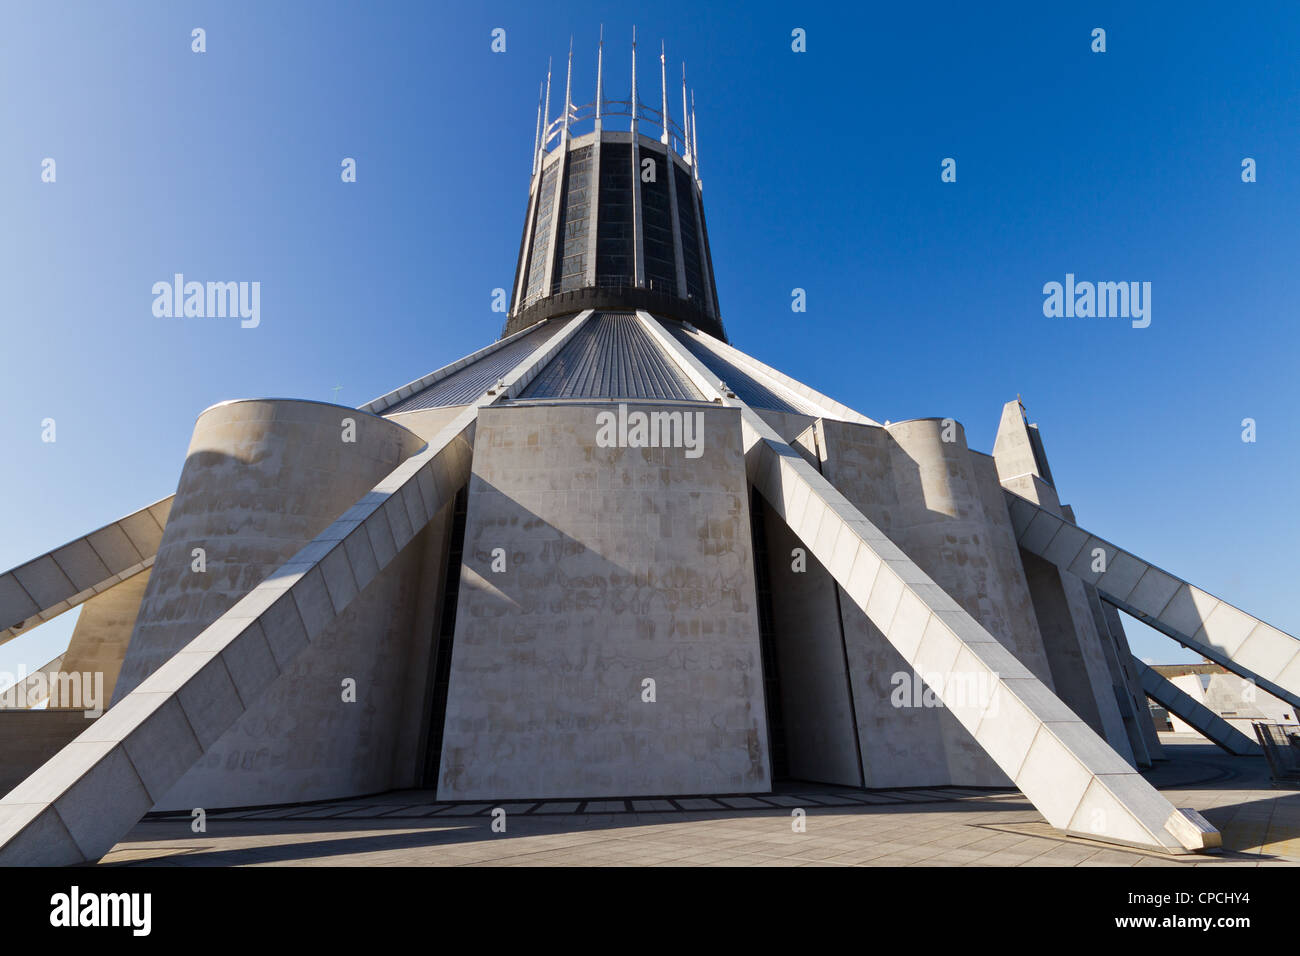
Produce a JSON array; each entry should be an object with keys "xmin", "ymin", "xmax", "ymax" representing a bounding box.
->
[{"xmin": 1, "ymin": 1, "xmax": 1297, "ymax": 675}]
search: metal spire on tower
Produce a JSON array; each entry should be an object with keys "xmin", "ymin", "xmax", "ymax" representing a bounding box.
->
[
  {"xmin": 561, "ymin": 36, "xmax": 574, "ymax": 145},
  {"xmin": 681, "ymin": 62, "xmax": 690, "ymax": 161},
  {"xmin": 595, "ymin": 24, "xmax": 604, "ymax": 124},
  {"xmin": 531, "ymin": 82, "xmax": 544, "ymax": 174},
  {"xmin": 506, "ymin": 33, "xmax": 724, "ymax": 338},
  {"xmin": 541, "ymin": 57, "xmax": 552, "ymax": 155},
  {"xmin": 690, "ymin": 88, "xmax": 700, "ymax": 181},
  {"xmin": 630, "ymin": 25, "xmax": 638, "ymax": 134},
  {"xmin": 659, "ymin": 41, "xmax": 670, "ymax": 146}
]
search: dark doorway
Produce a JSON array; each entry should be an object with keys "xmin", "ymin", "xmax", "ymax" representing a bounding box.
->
[
  {"xmin": 750, "ymin": 487, "xmax": 791, "ymax": 780},
  {"xmin": 420, "ymin": 486, "xmax": 469, "ymax": 789}
]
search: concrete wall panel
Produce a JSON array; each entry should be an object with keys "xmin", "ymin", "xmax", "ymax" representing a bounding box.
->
[
  {"xmin": 731, "ymin": 406, "xmax": 1204, "ymax": 852},
  {"xmin": 811, "ymin": 419, "xmax": 954, "ymax": 786},
  {"xmin": 109, "ymin": 399, "xmax": 429, "ymax": 808},
  {"xmin": 115, "ymin": 399, "xmax": 425, "ymax": 704},
  {"xmin": 991, "ymin": 404, "xmax": 1137, "ymax": 765},
  {"xmin": 811, "ymin": 418, "xmax": 1054, "ymax": 788},
  {"xmin": 437, "ymin": 402, "xmax": 769, "ymax": 800},
  {"xmin": 157, "ymin": 527, "xmax": 433, "ymax": 810}
]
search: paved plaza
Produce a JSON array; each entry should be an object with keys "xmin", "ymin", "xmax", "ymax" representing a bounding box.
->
[{"xmin": 99, "ymin": 736, "xmax": 1300, "ymax": 867}]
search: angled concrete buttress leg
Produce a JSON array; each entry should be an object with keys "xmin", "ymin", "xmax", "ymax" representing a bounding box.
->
[
  {"xmin": 742, "ymin": 424, "xmax": 1215, "ymax": 851},
  {"xmin": 1005, "ymin": 489, "xmax": 1300, "ymax": 711},
  {"xmin": 0, "ymin": 422, "xmax": 473, "ymax": 866},
  {"xmin": 0, "ymin": 313, "xmax": 590, "ymax": 866},
  {"xmin": 0, "ymin": 654, "xmax": 64, "ymax": 709},
  {"xmin": 1104, "ymin": 603, "xmax": 1164, "ymax": 761},
  {"xmin": 638, "ymin": 312, "xmax": 1218, "ymax": 853},
  {"xmin": 1131, "ymin": 659, "xmax": 1261, "ymax": 756},
  {"xmin": 991, "ymin": 404, "xmax": 1138, "ymax": 767},
  {"xmin": 0, "ymin": 497, "xmax": 173, "ymax": 645},
  {"xmin": 1082, "ymin": 583, "xmax": 1153, "ymax": 767}
]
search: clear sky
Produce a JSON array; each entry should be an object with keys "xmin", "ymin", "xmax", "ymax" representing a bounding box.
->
[{"xmin": 1, "ymin": 1, "xmax": 1297, "ymax": 676}]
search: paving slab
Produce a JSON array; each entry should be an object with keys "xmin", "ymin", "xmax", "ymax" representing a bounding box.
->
[{"xmin": 96, "ymin": 741, "xmax": 1296, "ymax": 867}]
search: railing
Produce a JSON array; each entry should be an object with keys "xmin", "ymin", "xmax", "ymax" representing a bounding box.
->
[
  {"xmin": 1252, "ymin": 721, "xmax": 1300, "ymax": 787},
  {"xmin": 543, "ymin": 99, "xmax": 693, "ymax": 164},
  {"xmin": 517, "ymin": 276, "xmax": 694, "ymax": 313},
  {"xmin": 500, "ymin": 280, "xmax": 726, "ymax": 343}
]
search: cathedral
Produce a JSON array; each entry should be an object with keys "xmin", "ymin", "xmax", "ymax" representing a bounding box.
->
[{"xmin": 3, "ymin": 35, "xmax": 1293, "ymax": 865}]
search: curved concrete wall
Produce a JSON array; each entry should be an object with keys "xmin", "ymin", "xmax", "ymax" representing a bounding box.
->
[
  {"xmin": 799, "ymin": 418, "xmax": 1053, "ymax": 787},
  {"xmin": 109, "ymin": 400, "xmax": 431, "ymax": 808},
  {"xmin": 801, "ymin": 419, "xmax": 951, "ymax": 787},
  {"xmin": 882, "ymin": 427, "xmax": 1053, "ymax": 685},
  {"xmin": 736, "ymin": 406, "xmax": 1212, "ymax": 851},
  {"xmin": 385, "ymin": 406, "xmax": 474, "ymax": 443},
  {"xmin": 116, "ymin": 399, "xmax": 424, "ymax": 703},
  {"xmin": 883, "ymin": 419, "xmax": 1055, "ymax": 785}
]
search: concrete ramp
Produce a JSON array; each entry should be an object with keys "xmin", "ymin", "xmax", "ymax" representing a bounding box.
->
[
  {"xmin": 641, "ymin": 313, "xmax": 1217, "ymax": 853},
  {"xmin": 1005, "ymin": 490, "xmax": 1300, "ymax": 711},
  {"xmin": 0, "ymin": 496, "xmax": 173, "ymax": 645},
  {"xmin": 1131, "ymin": 659, "xmax": 1261, "ymax": 756}
]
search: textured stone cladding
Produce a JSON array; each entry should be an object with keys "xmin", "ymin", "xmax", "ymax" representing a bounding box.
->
[
  {"xmin": 115, "ymin": 399, "xmax": 425, "ymax": 704},
  {"xmin": 807, "ymin": 418, "xmax": 1054, "ymax": 787},
  {"xmin": 111, "ymin": 400, "xmax": 431, "ymax": 808},
  {"xmin": 437, "ymin": 402, "xmax": 770, "ymax": 800},
  {"xmin": 156, "ymin": 528, "xmax": 431, "ymax": 811}
]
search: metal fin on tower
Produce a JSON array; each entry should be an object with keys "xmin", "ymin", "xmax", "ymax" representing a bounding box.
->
[
  {"xmin": 561, "ymin": 36, "xmax": 574, "ymax": 145},
  {"xmin": 505, "ymin": 33, "xmax": 724, "ymax": 339},
  {"xmin": 531, "ymin": 81, "xmax": 543, "ymax": 174},
  {"xmin": 541, "ymin": 57, "xmax": 552, "ymax": 152},
  {"xmin": 595, "ymin": 24, "xmax": 604, "ymax": 123},
  {"xmin": 630, "ymin": 25, "xmax": 638, "ymax": 133},
  {"xmin": 690, "ymin": 88, "xmax": 700, "ymax": 183},
  {"xmin": 681, "ymin": 62, "xmax": 691, "ymax": 162},
  {"xmin": 659, "ymin": 41, "xmax": 670, "ymax": 146}
]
